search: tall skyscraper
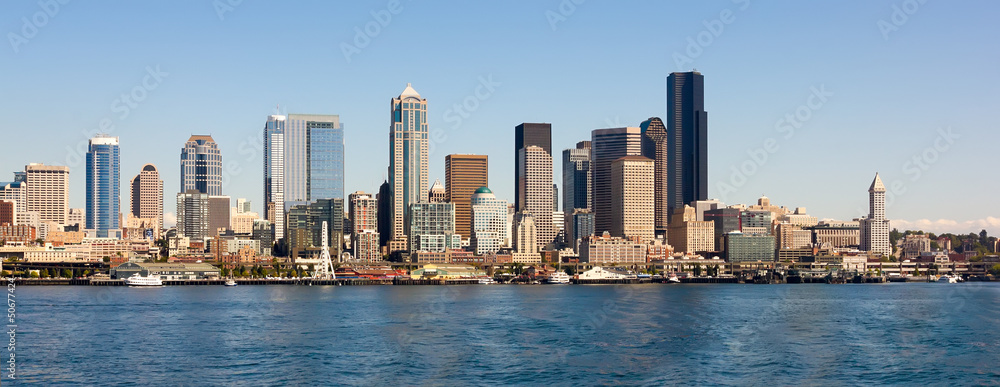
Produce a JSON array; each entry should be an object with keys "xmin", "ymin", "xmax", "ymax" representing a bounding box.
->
[
  {"xmin": 349, "ymin": 191, "xmax": 378, "ymax": 260},
  {"xmin": 667, "ymin": 71, "xmax": 708, "ymax": 216},
  {"xmin": 590, "ymin": 127, "xmax": 642, "ymax": 236},
  {"xmin": 176, "ymin": 190, "xmax": 210, "ymax": 241},
  {"xmin": 514, "ymin": 123, "xmax": 551, "ymax": 209},
  {"xmin": 285, "ymin": 114, "xmax": 345, "ymax": 202},
  {"xmin": 130, "ymin": 164, "xmax": 163, "ymax": 229},
  {"xmin": 859, "ymin": 173, "xmax": 891, "ymax": 257},
  {"xmin": 445, "ymin": 154, "xmax": 488, "ymax": 240},
  {"xmin": 264, "ymin": 115, "xmax": 285, "ymax": 240},
  {"xmin": 180, "ymin": 135, "xmax": 223, "ymax": 195},
  {"xmin": 562, "ymin": 141, "xmax": 591, "ymax": 238},
  {"xmin": 407, "ymin": 202, "xmax": 458, "ymax": 252},
  {"xmin": 640, "ymin": 117, "xmax": 669, "ymax": 235},
  {"xmin": 518, "ymin": 145, "xmax": 555, "ymax": 250},
  {"xmin": 86, "ymin": 135, "xmax": 120, "ymax": 237},
  {"xmin": 0, "ymin": 181, "xmax": 26, "ymax": 215},
  {"xmin": 376, "ymin": 180, "xmax": 391, "ymax": 247},
  {"xmin": 513, "ymin": 212, "xmax": 538, "ymax": 254},
  {"xmin": 24, "ymin": 163, "xmax": 69, "ymax": 225},
  {"xmin": 470, "ymin": 187, "xmax": 510, "ymax": 255},
  {"xmin": 389, "ymin": 83, "xmax": 429, "ymax": 241},
  {"xmin": 610, "ymin": 156, "xmax": 655, "ymax": 242}
]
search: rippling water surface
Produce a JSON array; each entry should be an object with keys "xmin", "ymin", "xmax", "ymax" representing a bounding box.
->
[{"xmin": 11, "ymin": 283, "xmax": 1000, "ymax": 385}]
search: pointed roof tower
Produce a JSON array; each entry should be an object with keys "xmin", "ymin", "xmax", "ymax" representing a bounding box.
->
[{"xmin": 869, "ymin": 173, "xmax": 886, "ymax": 193}]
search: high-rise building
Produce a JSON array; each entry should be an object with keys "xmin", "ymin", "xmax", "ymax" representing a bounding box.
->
[
  {"xmin": 376, "ymin": 180, "xmax": 391, "ymax": 247},
  {"xmin": 859, "ymin": 173, "xmax": 891, "ymax": 257},
  {"xmin": 176, "ymin": 190, "xmax": 210, "ymax": 241},
  {"xmin": 0, "ymin": 201, "xmax": 14, "ymax": 226},
  {"xmin": 264, "ymin": 115, "xmax": 286, "ymax": 241},
  {"xmin": 86, "ymin": 135, "xmax": 120, "ymax": 237},
  {"xmin": 561, "ymin": 141, "xmax": 591, "ymax": 214},
  {"xmin": 349, "ymin": 191, "xmax": 378, "ymax": 257},
  {"xmin": 667, "ymin": 71, "xmax": 708, "ymax": 217},
  {"xmin": 470, "ymin": 187, "xmax": 509, "ymax": 255},
  {"xmin": 285, "ymin": 114, "xmax": 345, "ymax": 202},
  {"xmin": 428, "ymin": 179, "xmax": 446, "ymax": 203},
  {"xmin": 727, "ymin": 232, "xmax": 776, "ymax": 263},
  {"xmin": 445, "ymin": 154, "xmax": 488, "ymax": 240},
  {"xmin": 180, "ymin": 135, "xmax": 223, "ymax": 195},
  {"xmin": 208, "ymin": 196, "xmax": 231, "ymax": 237},
  {"xmin": 355, "ymin": 230, "xmax": 380, "ymax": 263},
  {"xmin": 235, "ymin": 198, "xmax": 251, "ymax": 214},
  {"xmin": 24, "ymin": 163, "xmax": 70, "ymax": 225},
  {"xmin": 0, "ymin": 181, "xmax": 26, "ymax": 215},
  {"xmin": 407, "ymin": 202, "xmax": 458, "ymax": 252},
  {"xmin": 130, "ymin": 164, "xmax": 163, "ymax": 229},
  {"xmin": 518, "ymin": 145, "xmax": 554, "ymax": 250},
  {"xmin": 705, "ymin": 207, "xmax": 741, "ymax": 249},
  {"xmin": 740, "ymin": 210, "xmax": 773, "ymax": 236},
  {"xmin": 567, "ymin": 209, "xmax": 594, "ymax": 252},
  {"xmin": 286, "ymin": 199, "xmax": 344, "ymax": 259},
  {"xmin": 515, "ymin": 123, "xmax": 551, "ymax": 209},
  {"xmin": 610, "ymin": 156, "xmax": 655, "ymax": 242},
  {"xmin": 513, "ymin": 212, "xmax": 538, "ymax": 254},
  {"xmin": 667, "ymin": 205, "xmax": 715, "ymax": 254},
  {"xmin": 591, "ymin": 127, "xmax": 642, "ymax": 236},
  {"xmin": 389, "ymin": 84, "xmax": 429, "ymax": 242},
  {"xmin": 640, "ymin": 117, "xmax": 669, "ymax": 235}
]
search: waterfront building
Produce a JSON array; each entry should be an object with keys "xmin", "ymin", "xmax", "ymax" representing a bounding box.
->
[
  {"xmin": 264, "ymin": 114, "xmax": 286, "ymax": 240},
  {"xmin": 470, "ymin": 187, "xmax": 509, "ymax": 255},
  {"xmin": 349, "ymin": 192, "xmax": 378, "ymax": 258},
  {"xmin": 726, "ymin": 232, "xmax": 776, "ymax": 263},
  {"xmin": 610, "ymin": 156, "xmax": 655, "ymax": 242},
  {"xmin": 667, "ymin": 71, "xmax": 708, "ymax": 217},
  {"xmin": 517, "ymin": 146, "xmax": 554, "ymax": 250},
  {"xmin": 809, "ymin": 221, "xmax": 861, "ymax": 248},
  {"xmin": 407, "ymin": 202, "xmax": 458, "ymax": 252},
  {"xmin": 389, "ymin": 84, "xmax": 429, "ymax": 243},
  {"xmin": 591, "ymin": 127, "xmax": 642, "ymax": 235},
  {"xmin": 352, "ymin": 230, "xmax": 380, "ymax": 262},
  {"xmin": 129, "ymin": 164, "xmax": 163, "ymax": 229},
  {"xmin": 513, "ymin": 212, "xmax": 538, "ymax": 254},
  {"xmin": 859, "ymin": 173, "xmax": 892, "ymax": 257},
  {"xmin": 514, "ymin": 123, "xmax": 552, "ymax": 209},
  {"xmin": 776, "ymin": 223, "xmax": 813, "ymax": 249},
  {"xmin": 667, "ymin": 205, "xmax": 715, "ymax": 254},
  {"xmin": 286, "ymin": 199, "xmax": 344, "ymax": 259},
  {"xmin": 428, "ymin": 179, "xmax": 446, "ymax": 203},
  {"xmin": 24, "ymin": 163, "xmax": 70, "ymax": 225},
  {"xmin": 579, "ymin": 231, "xmax": 647, "ymax": 264},
  {"xmin": 705, "ymin": 207, "xmax": 740, "ymax": 249},
  {"xmin": 640, "ymin": 117, "xmax": 669, "ymax": 234},
  {"xmin": 180, "ymin": 135, "xmax": 223, "ymax": 196},
  {"xmin": 445, "ymin": 154, "xmax": 488, "ymax": 240}
]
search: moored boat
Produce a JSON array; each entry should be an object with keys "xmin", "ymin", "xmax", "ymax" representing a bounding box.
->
[
  {"xmin": 546, "ymin": 271, "xmax": 570, "ymax": 284},
  {"xmin": 124, "ymin": 273, "xmax": 163, "ymax": 287}
]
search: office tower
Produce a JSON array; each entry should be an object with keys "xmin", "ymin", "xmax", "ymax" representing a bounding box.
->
[
  {"xmin": 562, "ymin": 141, "xmax": 591, "ymax": 214},
  {"xmin": 705, "ymin": 207, "xmax": 741, "ymax": 248},
  {"xmin": 180, "ymin": 135, "xmax": 223, "ymax": 195},
  {"xmin": 252, "ymin": 220, "xmax": 274, "ymax": 255},
  {"xmin": 85, "ymin": 135, "xmax": 119, "ymax": 237},
  {"xmin": 640, "ymin": 117, "xmax": 669, "ymax": 234},
  {"xmin": 130, "ymin": 164, "xmax": 163, "ymax": 229},
  {"xmin": 517, "ymin": 145, "xmax": 555, "ymax": 250},
  {"xmin": 389, "ymin": 83, "xmax": 429, "ymax": 241},
  {"xmin": 445, "ymin": 154, "xmax": 488, "ymax": 240},
  {"xmin": 355, "ymin": 230, "xmax": 381, "ymax": 263},
  {"xmin": 859, "ymin": 173, "xmax": 891, "ymax": 257},
  {"xmin": 286, "ymin": 199, "xmax": 344, "ymax": 258},
  {"xmin": 727, "ymin": 233, "xmax": 776, "ymax": 262},
  {"xmin": 740, "ymin": 210, "xmax": 772, "ymax": 235},
  {"xmin": 470, "ymin": 187, "xmax": 509, "ymax": 255},
  {"xmin": 235, "ymin": 198, "xmax": 251, "ymax": 214},
  {"xmin": 567, "ymin": 209, "xmax": 594, "ymax": 252},
  {"xmin": 66, "ymin": 208, "xmax": 84, "ymax": 230},
  {"xmin": 24, "ymin": 163, "xmax": 70, "ymax": 225},
  {"xmin": 407, "ymin": 202, "xmax": 458, "ymax": 252},
  {"xmin": 590, "ymin": 127, "xmax": 642, "ymax": 236},
  {"xmin": 0, "ymin": 201, "xmax": 14, "ymax": 225},
  {"xmin": 692, "ymin": 199, "xmax": 722, "ymax": 221},
  {"xmin": 513, "ymin": 212, "xmax": 538, "ymax": 254},
  {"xmin": 552, "ymin": 184, "xmax": 559, "ymax": 211},
  {"xmin": 667, "ymin": 205, "xmax": 715, "ymax": 254},
  {"xmin": 264, "ymin": 115, "xmax": 286, "ymax": 240},
  {"xmin": 208, "ymin": 196, "xmax": 231, "ymax": 236},
  {"xmin": 0, "ymin": 181, "xmax": 26, "ymax": 214},
  {"xmin": 231, "ymin": 211, "xmax": 259, "ymax": 235},
  {"xmin": 285, "ymin": 114, "xmax": 345, "ymax": 202},
  {"xmin": 610, "ymin": 156, "xmax": 655, "ymax": 242},
  {"xmin": 667, "ymin": 71, "xmax": 708, "ymax": 216},
  {"xmin": 349, "ymin": 191, "xmax": 378, "ymax": 256},
  {"xmin": 177, "ymin": 190, "xmax": 210, "ymax": 241},
  {"xmin": 428, "ymin": 179, "xmax": 446, "ymax": 203},
  {"xmin": 377, "ymin": 180, "xmax": 391, "ymax": 247},
  {"xmin": 514, "ymin": 123, "xmax": 551, "ymax": 211}
]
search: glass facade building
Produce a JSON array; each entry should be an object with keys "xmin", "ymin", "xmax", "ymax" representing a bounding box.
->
[
  {"xmin": 389, "ymin": 84, "xmax": 429, "ymax": 241},
  {"xmin": 180, "ymin": 135, "xmax": 223, "ymax": 196},
  {"xmin": 86, "ymin": 135, "xmax": 120, "ymax": 237}
]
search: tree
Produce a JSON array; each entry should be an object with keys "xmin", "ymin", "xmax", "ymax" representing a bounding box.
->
[
  {"xmin": 989, "ymin": 264, "xmax": 1000, "ymax": 276},
  {"xmin": 82, "ymin": 270, "xmax": 91, "ymax": 277},
  {"xmin": 221, "ymin": 268, "xmax": 230, "ymax": 277},
  {"xmin": 913, "ymin": 266, "xmax": 921, "ymax": 276},
  {"xmin": 34, "ymin": 238, "xmax": 45, "ymax": 246},
  {"xmin": 564, "ymin": 266, "xmax": 575, "ymax": 276},
  {"xmin": 29, "ymin": 271, "xmax": 39, "ymax": 278},
  {"xmin": 980, "ymin": 229, "xmax": 989, "ymax": 247},
  {"xmin": 693, "ymin": 264, "xmax": 703, "ymax": 277},
  {"xmin": 102, "ymin": 257, "xmax": 111, "ymax": 263},
  {"xmin": 61, "ymin": 268, "xmax": 72, "ymax": 278}
]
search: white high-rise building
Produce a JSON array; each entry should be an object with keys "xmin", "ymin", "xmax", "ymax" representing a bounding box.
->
[
  {"xmin": 859, "ymin": 173, "xmax": 891, "ymax": 257},
  {"xmin": 610, "ymin": 156, "xmax": 655, "ymax": 242},
  {"xmin": 24, "ymin": 163, "xmax": 70, "ymax": 225},
  {"xmin": 517, "ymin": 145, "xmax": 554, "ymax": 251},
  {"xmin": 389, "ymin": 84, "xmax": 429, "ymax": 243},
  {"xmin": 471, "ymin": 187, "xmax": 509, "ymax": 255},
  {"xmin": 514, "ymin": 212, "xmax": 538, "ymax": 254},
  {"xmin": 264, "ymin": 115, "xmax": 286, "ymax": 240}
]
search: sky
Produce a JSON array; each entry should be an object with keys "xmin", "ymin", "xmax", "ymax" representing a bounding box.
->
[{"xmin": 1, "ymin": 0, "xmax": 998, "ymax": 235}]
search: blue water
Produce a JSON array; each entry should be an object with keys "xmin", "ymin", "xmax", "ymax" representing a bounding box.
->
[{"xmin": 8, "ymin": 283, "xmax": 1000, "ymax": 385}]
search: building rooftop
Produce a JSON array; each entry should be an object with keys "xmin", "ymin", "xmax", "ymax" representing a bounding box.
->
[
  {"xmin": 399, "ymin": 83, "xmax": 421, "ymax": 99},
  {"xmin": 474, "ymin": 187, "xmax": 492, "ymax": 194}
]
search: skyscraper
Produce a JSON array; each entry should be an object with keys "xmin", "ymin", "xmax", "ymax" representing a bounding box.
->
[
  {"xmin": 181, "ymin": 135, "xmax": 223, "ymax": 196},
  {"xmin": 264, "ymin": 115, "xmax": 285, "ymax": 240},
  {"xmin": 470, "ymin": 187, "xmax": 510, "ymax": 255},
  {"xmin": 562, "ymin": 141, "xmax": 591, "ymax": 244},
  {"xmin": 86, "ymin": 135, "xmax": 120, "ymax": 237},
  {"xmin": 590, "ymin": 127, "xmax": 642, "ymax": 236},
  {"xmin": 445, "ymin": 154, "xmax": 488, "ymax": 240},
  {"xmin": 176, "ymin": 190, "xmax": 210, "ymax": 241},
  {"xmin": 513, "ymin": 212, "xmax": 538, "ymax": 254},
  {"xmin": 407, "ymin": 202, "xmax": 458, "ymax": 252},
  {"xmin": 514, "ymin": 123, "xmax": 551, "ymax": 209},
  {"xmin": 130, "ymin": 164, "xmax": 163, "ymax": 229},
  {"xmin": 667, "ymin": 71, "xmax": 708, "ymax": 216},
  {"xmin": 389, "ymin": 83, "xmax": 429, "ymax": 241},
  {"xmin": 349, "ymin": 191, "xmax": 378, "ymax": 260},
  {"xmin": 24, "ymin": 163, "xmax": 69, "ymax": 225},
  {"xmin": 0, "ymin": 181, "xmax": 26, "ymax": 215},
  {"xmin": 518, "ymin": 145, "xmax": 555, "ymax": 250},
  {"xmin": 859, "ymin": 173, "xmax": 891, "ymax": 257},
  {"xmin": 376, "ymin": 180, "xmax": 391, "ymax": 247},
  {"xmin": 640, "ymin": 117, "xmax": 669, "ymax": 235},
  {"xmin": 610, "ymin": 155, "xmax": 655, "ymax": 242},
  {"xmin": 285, "ymin": 114, "xmax": 345, "ymax": 202},
  {"xmin": 428, "ymin": 179, "xmax": 446, "ymax": 203}
]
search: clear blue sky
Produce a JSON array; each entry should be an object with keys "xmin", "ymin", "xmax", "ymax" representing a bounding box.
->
[{"xmin": 1, "ymin": 0, "xmax": 998, "ymax": 235}]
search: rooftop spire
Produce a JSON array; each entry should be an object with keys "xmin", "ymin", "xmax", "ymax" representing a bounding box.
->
[{"xmin": 869, "ymin": 173, "xmax": 886, "ymax": 193}]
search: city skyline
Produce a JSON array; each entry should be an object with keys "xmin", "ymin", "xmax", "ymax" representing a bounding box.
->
[{"xmin": 2, "ymin": 2, "xmax": 998, "ymax": 235}]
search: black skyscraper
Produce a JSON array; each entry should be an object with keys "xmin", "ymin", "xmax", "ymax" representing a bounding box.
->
[
  {"xmin": 667, "ymin": 71, "xmax": 708, "ymax": 218},
  {"xmin": 377, "ymin": 180, "xmax": 391, "ymax": 248},
  {"xmin": 514, "ymin": 123, "xmax": 552, "ymax": 210}
]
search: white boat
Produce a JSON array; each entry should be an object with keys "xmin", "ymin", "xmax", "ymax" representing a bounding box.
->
[
  {"xmin": 477, "ymin": 277, "xmax": 496, "ymax": 285},
  {"xmin": 666, "ymin": 274, "xmax": 681, "ymax": 283},
  {"xmin": 546, "ymin": 271, "xmax": 570, "ymax": 284},
  {"xmin": 224, "ymin": 279, "xmax": 237, "ymax": 286},
  {"xmin": 937, "ymin": 274, "xmax": 961, "ymax": 284},
  {"xmin": 124, "ymin": 273, "xmax": 163, "ymax": 287}
]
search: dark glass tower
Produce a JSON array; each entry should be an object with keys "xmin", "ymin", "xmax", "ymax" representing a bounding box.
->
[
  {"xmin": 514, "ymin": 123, "xmax": 551, "ymax": 210},
  {"xmin": 667, "ymin": 72, "xmax": 708, "ymax": 218}
]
